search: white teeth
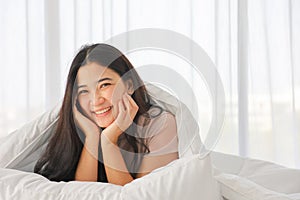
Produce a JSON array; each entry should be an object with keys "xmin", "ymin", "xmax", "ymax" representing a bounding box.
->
[{"xmin": 95, "ymin": 106, "xmax": 111, "ymax": 115}]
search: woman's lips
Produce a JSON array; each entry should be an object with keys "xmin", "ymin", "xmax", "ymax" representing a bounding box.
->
[{"xmin": 94, "ymin": 106, "xmax": 113, "ymax": 117}]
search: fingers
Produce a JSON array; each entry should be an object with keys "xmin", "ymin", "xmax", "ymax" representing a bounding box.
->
[
  {"xmin": 124, "ymin": 93, "xmax": 139, "ymax": 119},
  {"xmin": 125, "ymin": 93, "xmax": 138, "ymax": 108},
  {"xmin": 117, "ymin": 94, "xmax": 128, "ymax": 121},
  {"xmin": 117, "ymin": 94, "xmax": 138, "ymax": 120},
  {"xmin": 118, "ymin": 99, "xmax": 126, "ymax": 113},
  {"xmin": 122, "ymin": 93, "xmax": 138, "ymax": 113},
  {"xmin": 113, "ymin": 94, "xmax": 140, "ymax": 132},
  {"xmin": 123, "ymin": 94, "xmax": 131, "ymax": 113}
]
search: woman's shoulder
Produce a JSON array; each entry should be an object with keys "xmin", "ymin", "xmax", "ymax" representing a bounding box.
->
[
  {"xmin": 142, "ymin": 107, "xmax": 178, "ymax": 156},
  {"xmin": 139, "ymin": 105, "xmax": 176, "ymax": 126},
  {"xmin": 150, "ymin": 110, "xmax": 176, "ymax": 127},
  {"xmin": 137, "ymin": 106, "xmax": 177, "ymax": 138}
]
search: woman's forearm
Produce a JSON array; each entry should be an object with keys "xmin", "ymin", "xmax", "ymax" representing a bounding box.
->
[
  {"xmin": 75, "ymin": 136, "xmax": 99, "ymax": 182},
  {"xmin": 101, "ymin": 132, "xmax": 134, "ymax": 186}
]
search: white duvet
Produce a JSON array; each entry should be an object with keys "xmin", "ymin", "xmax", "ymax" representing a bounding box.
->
[
  {"xmin": 0, "ymin": 84, "xmax": 221, "ymax": 200},
  {"xmin": 211, "ymin": 152, "xmax": 300, "ymax": 200},
  {"xmin": 1, "ymin": 84, "xmax": 300, "ymax": 200}
]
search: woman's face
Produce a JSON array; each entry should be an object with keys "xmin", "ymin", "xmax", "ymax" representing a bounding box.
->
[{"xmin": 76, "ymin": 62, "xmax": 128, "ymax": 128}]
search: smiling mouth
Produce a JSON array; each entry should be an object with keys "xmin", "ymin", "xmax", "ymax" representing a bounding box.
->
[{"xmin": 94, "ymin": 106, "xmax": 113, "ymax": 115}]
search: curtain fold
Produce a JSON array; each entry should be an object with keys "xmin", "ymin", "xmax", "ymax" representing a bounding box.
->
[
  {"xmin": 237, "ymin": 0, "xmax": 249, "ymax": 157},
  {"xmin": 0, "ymin": 0, "xmax": 299, "ymax": 168},
  {"xmin": 44, "ymin": 0, "xmax": 61, "ymax": 110}
]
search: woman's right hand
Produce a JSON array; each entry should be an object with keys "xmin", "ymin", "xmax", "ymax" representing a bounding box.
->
[
  {"xmin": 73, "ymin": 99, "xmax": 100, "ymax": 182},
  {"xmin": 73, "ymin": 100, "xmax": 100, "ymax": 139}
]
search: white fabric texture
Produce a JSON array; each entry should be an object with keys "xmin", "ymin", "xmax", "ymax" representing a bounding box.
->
[
  {"xmin": 146, "ymin": 84, "xmax": 203, "ymax": 158},
  {"xmin": 0, "ymin": 85, "xmax": 220, "ymax": 200},
  {"xmin": 215, "ymin": 173, "xmax": 300, "ymax": 200},
  {"xmin": 0, "ymin": 155, "xmax": 220, "ymax": 200},
  {"xmin": 122, "ymin": 154, "xmax": 220, "ymax": 200},
  {"xmin": 238, "ymin": 159, "xmax": 300, "ymax": 194},
  {"xmin": 0, "ymin": 168, "xmax": 122, "ymax": 200},
  {"xmin": 0, "ymin": 101, "xmax": 61, "ymax": 170},
  {"xmin": 211, "ymin": 151, "xmax": 300, "ymax": 200}
]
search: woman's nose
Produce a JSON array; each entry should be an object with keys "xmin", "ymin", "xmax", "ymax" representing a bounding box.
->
[{"xmin": 91, "ymin": 92, "xmax": 105, "ymax": 105}]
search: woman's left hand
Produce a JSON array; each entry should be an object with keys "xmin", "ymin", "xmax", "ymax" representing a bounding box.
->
[{"xmin": 102, "ymin": 93, "xmax": 139, "ymax": 144}]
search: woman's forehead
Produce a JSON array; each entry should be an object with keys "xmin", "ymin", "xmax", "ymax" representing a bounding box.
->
[{"xmin": 77, "ymin": 62, "xmax": 120, "ymax": 86}]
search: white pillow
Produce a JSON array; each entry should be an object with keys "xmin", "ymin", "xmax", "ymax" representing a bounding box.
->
[
  {"xmin": 215, "ymin": 173, "xmax": 299, "ymax": 200},
  {"xmin": 238, "ymin": 158, "xmax": 300, "ymax": 194},
  {"xmin": 0, "ymin": 167, "xmax": 122, "ymax": 200},
  {"xmin": 0, "ymin": 154, "xmax": 221, "ymax": 200},
  {"xmin": 122, "ymin": 154, "xmax": 221, "ymax": 200},
  {"xmin": 211, "ymin": 151, "xmax": 245, "ymax": 175}
]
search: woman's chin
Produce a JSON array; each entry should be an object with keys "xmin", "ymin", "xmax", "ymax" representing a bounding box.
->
[
  {"xmin": 95, "ymin": 118, "xmax": 114, "ymax": 129},
  {"xmin": 93, "ymin": 111, "xmax": 114, "ymax": 127}
]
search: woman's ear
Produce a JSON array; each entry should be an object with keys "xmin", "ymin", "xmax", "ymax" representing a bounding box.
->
[{"xmin": 126, "ymin": 80, "xmax": 134, "ymax": 95}]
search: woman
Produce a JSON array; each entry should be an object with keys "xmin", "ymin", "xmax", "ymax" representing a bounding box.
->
[{"xmin": 34, "ymin": 43, "xmax": 178, "ymax": 186}]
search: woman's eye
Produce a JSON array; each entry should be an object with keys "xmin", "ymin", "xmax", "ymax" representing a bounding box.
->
[{"xmin": 100, "ymin": 83, "xmax": 111, "ymax": 89}]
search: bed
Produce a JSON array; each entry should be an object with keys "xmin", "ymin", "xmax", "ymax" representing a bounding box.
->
[
  {"xmin": 0, "ymin": 85, "xmax": 299, "ymax": 200},
  {"xmin": 211, "ymin": 152, "xmax": 300, "ymax": 200}
]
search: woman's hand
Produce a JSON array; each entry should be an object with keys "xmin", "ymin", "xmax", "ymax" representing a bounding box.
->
[
  {"xmin": 73, "ymin": 99, "xmax": 100, "ymax": 139},
  {"xmin": 102, "ymin": 93, "xmax": 139, "ymax": 144},
  {"xmin": 100, "ymin": 93, "xmax": 138, "ymax": 185},
  {"xmin": 73, "ymin": 98, "xmax": 100, "ymax": 182}
]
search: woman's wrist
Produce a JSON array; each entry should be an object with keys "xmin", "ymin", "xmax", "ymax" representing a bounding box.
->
[
  {"xmin": 83, "ymin": 129, "xmax": 100, "ymax": 140},
  {"xmin": 82, "ymin": 135, "xmax": 100, "ymax": 162},
  {"xmin": 101, "ymin": 126, "xmax": 122, "ymax": 145},
  {"xmin": 85, "ymin": 134, "xmax": 100, "ymax": 146}
]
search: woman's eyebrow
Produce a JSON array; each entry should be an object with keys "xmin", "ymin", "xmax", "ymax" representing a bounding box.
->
[
  {"xmin": 77, "ymin": 77, "xmax": 113, "ymax": 89},
  {"xmin": 97, "ymin": 77, "xmax": 113, "ymax": 83},
  {"xmin": 77, "ymin": 85, "xmax": 87, "ymax": 89}
]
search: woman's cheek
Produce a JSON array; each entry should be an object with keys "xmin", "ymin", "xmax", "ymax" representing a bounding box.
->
[
  {"xmin": 110, "ymin": 86, "xmax": 123, "ymax": 104},
  {"xmin": 78, "ymin": 96, "xmax": 90, "ymax": 113},
  {"xmin": 109, "ymin": 84, "xmax": 126, "ymax": 118},
  {"xmin": 111, "ymin": 92, "xmax": 125, "ymax": 119},
  {"xmin": 111, "ymin": 96, "xmax": 120, "ymax": 119}
]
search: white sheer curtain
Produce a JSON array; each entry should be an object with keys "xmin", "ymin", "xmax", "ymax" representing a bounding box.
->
[{"xmin": 0, "ymin": 0, "xmax": 299, "ymax": 169}]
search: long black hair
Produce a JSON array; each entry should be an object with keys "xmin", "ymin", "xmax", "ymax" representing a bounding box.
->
[{"xmin": 34, "ymin": 43, "xmax": 160, "ymax": 181}]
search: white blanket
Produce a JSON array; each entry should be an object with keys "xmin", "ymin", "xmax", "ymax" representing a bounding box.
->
[
  {"xmin": 211, "ymin": 152, "xmax": 300, "ymax": 200},
  {"xmin": 0, "ymin": 84, "xmax": 221, "ymax": 200}
]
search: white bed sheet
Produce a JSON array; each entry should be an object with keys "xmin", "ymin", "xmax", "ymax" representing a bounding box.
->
[{"xmin": 211, "ymin": 152, "xmax": 300, "ymax": 200}]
